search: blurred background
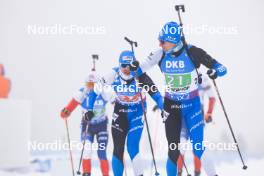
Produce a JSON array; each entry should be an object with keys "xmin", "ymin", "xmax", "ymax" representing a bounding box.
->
[{"xmin": 0, "ymin": 0, "xmax": 264, "ymax": 175}]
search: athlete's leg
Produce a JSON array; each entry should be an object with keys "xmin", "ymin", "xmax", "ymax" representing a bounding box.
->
[
  {"xmin": 81, "ymin": 119, "xmax": 95, "ymax": 175},
  {"xmin": 164, "ymin": 98, "xmax": 182, "ymax": 176},
  {"xmin": 126, "ymin": 104, "xmax": 144, "ymax": 176},
  {"xmin": 194, "ymin": 155, "xmax": 202, "ymax": 175},
  {"xmin": 178, "ymin": 118, "xmax": 189, "ymax": 175},
  {"xmin": 111, "ymin": 103, "xmax": 129, "ymax": 176},
  {"xmin": 177, "ymin": 154, "xmax": 184, "ymax": 176},
  {"xmin": 183, "ymin": 97, "xmax": 205, "ymax": 159},
  {"xmin": 96, "ymin": 119, "xmax": 109, "ymax": 176}
]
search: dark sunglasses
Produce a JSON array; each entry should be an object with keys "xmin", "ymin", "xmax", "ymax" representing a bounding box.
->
[{"xmin": 120, "ymin": 64, "xmax": 130, "ymax": 68}]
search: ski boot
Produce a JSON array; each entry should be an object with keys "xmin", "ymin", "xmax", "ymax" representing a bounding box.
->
[
  {"xmin": 194, "ymin": 171, "xmax": 201, "ymax": 176},
  {"xmin": 82, "ymin": 173, "xmax": 91, "ymax": 176}
]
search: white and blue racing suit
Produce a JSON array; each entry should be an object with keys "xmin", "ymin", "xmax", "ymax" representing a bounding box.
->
[{"xmin": 88, "ymin": 68, "xmax": 163, "ymax": 176}]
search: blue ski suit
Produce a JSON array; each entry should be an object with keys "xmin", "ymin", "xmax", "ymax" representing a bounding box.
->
[{"xmin": 137, "ymin": 45, "xmax": 227, "ymax": 176}]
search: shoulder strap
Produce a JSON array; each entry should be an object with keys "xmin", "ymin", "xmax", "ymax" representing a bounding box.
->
[
  {"xmin": 158, "ymin": 51, "xmax": 166, "ymax": 71},
  {"xmin": 183, "ymin": 44, "xmax": 202, "ymax": 84}
]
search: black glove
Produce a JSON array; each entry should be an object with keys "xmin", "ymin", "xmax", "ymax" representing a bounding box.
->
[
  {"xmin": 161, "ymin": 110, "xmax": 169, "ymax": 123},
  {"xmin": 152, "ymin": 105, "xmax": 159, "ymax": 112},
  {"xmin": 205, "ymin": 113, "xmax": 213, "ymax": 123},
  {"xmin": 207, "ymin": 69, "xmax": 217, "ymax": 80},
  {"xmin": 129, "ymin": 60, "xmax": 139, "ymax": 71},
  {"xmin": 84, "ymin": 111, "xmax": 94, "ymax": 121},
  {"xmin": 206, "ymin": 116, "xmax": 213, "ymax": 123}
]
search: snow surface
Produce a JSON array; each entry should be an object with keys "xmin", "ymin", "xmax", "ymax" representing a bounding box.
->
[{"xmin": 0, "ymin": 156, "xmax": 262, "ymax": 176}]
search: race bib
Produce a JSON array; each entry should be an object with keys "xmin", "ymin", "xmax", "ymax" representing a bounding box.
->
[{"xmin": 165, "ymin": 73, "xmax": 192, "ymax": 88}]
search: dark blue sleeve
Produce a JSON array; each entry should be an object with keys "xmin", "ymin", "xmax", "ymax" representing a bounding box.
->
[{"xmin": 189, "ymin": 45, "xmax": 227, "ymax": 77}]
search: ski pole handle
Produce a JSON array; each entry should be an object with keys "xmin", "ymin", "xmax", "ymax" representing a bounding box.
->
[
  {"xmin": 175, "ymin": 5, "xmax": 185, "ymax": 27},
  {"xmin": 124, "ymin": 37, "xmax": 132, "ymax": 44},
  {"xmin": 124, "ymin": 37, "xmax": 137, "ymax": 46},
  {"xmin": 175, "ymin": 5, "xmax": 185, "ymax": 12},
  {"xmin": 92, "ymin": 54, "xmax": 99, "ymax": 60},
  {"xmin": 91, "ymin": 54, "xmax": 99, "ymax": 71},
  {"xmin": 124, "ymin": 36, "xmax": 138, "ymax": 52}
]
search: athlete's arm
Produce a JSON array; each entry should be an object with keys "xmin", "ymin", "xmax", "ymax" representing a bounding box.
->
[
  {"xmin": 189, "ymin": 45, "xmax": 227, "ymax": 77},
  {"xmin": 60, "ymin": 87, "xmax": 88, "ymax": 119},
  {"xmin": 138, "ymin": 49, "xmax": 164, "ymax": 74},
  {"xmin": 138, "ymin": 73, "xmax": 163, "ymax": 110}
]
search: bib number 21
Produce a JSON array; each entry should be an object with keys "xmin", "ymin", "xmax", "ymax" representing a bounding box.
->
[{"xmin": 165, "ymin": 74, "xmax": 191, "ymax": 88}]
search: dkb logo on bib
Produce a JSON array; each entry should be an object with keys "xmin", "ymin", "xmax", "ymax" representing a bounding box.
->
[{"xmin": 166, "ymin": 60, "xmax": 185, "ymax": 69}]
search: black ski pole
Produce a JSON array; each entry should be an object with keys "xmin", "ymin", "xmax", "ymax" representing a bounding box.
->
[
  {"xmin": 124, "ymin": 37, "xmax": 160, "ymax": 176},
  {"xmin": 150, "ymin": 110, "xmax": 160, "ymax": 176},
  {"xmin": 65, "ymin": 119, "xmax": 75, "ymax": 176},
  {"xmin": 175, "ymin": 4, "xmax": 247, "ymax": 170},
  {"xmin": 212, "ymin": 80, "xmax": 247, "ymax": 170},
  {"xmin": 139, "ymin": 94, "xmax": 160, "ymax": 176},
  {"xmin": 76, "ymin": 121, "xmax": 90, "ymax": 175},
  {"xmin": 179, "ymin": 154, "xmax": 191, "ymax": 176}
]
